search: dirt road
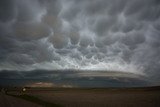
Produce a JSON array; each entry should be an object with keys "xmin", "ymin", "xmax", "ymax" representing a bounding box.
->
[{"xmin": 0, "ymin": 92, "xmax": 42, "ymax": 107}]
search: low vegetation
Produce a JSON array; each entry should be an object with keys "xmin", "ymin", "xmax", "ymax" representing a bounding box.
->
[{"xmin": 7, "ymin": 93, "xmax": 63, "ymax": 107}]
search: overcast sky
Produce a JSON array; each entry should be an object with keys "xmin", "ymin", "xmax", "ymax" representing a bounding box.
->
[{"xmin": 0, "ymin": 0, "xmax": 160, "ymax": 87}]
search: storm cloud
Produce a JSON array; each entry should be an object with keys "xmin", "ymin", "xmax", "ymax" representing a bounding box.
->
[
  {"xmin": 0, "ymin": 70, "xmax": 148, "ymax": 87},
  {"xmin": 0, "ymin": 0, "xmax": 160, "ymax": 86}
]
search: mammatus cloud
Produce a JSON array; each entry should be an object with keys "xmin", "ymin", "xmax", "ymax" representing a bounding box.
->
[{"xmin": 0, "ymin": 0, "xmax": 160, "ymax": 85}]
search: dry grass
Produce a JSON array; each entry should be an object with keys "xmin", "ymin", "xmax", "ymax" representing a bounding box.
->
[{"xmin": 8, "ymin": 87, "xmax": 159, "ymax": 107}]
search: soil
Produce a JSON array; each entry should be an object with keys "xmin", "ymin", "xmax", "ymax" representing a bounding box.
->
[
  {"xmin": 25, "ymin": 87, "xmax": 160, "ymax": 107},
  {"xmin": 0, "ymin": 92, "xmax": 42, "ymax": 107}
]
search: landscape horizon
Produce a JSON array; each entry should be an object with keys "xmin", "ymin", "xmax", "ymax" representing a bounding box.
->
[
  {"xmin": 0, "ymin": 69, "xmax": 150, "ymax": 88},
  {"xmin": 0, "ymin": 0, "xmax": 160, "ymax": 106}
]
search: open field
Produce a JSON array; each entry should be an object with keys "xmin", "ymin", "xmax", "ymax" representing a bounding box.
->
[
  {"xmin": 2, "ymin": 86, "xmax": 160, "ymax": 107},
  {"xmin": 0, "ymin": 92, "xmax": 42, "ymax": 107}
]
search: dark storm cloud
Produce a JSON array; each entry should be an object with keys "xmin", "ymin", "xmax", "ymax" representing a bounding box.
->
[
  {"xmin": 0, "ymin": 70, "xmax": 149, "ymax": 87},
  {"xmin": 13, "ymin": 23, "xmax": 51, "ymax": 41},
  {"xmin": 0, "ymin": 0, "xmax": 160, "ymax": 85},
  {"xmin": 0, "ymin": 0, "xmax": 16, "ymax": 22}
]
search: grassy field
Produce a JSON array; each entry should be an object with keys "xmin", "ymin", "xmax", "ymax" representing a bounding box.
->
[
  {"xmin": 8, "ymin": 94, "xmax": 63, "ymax": 107},
  {"xmin": 5, "ymin": 86, "xmax": 160, "ymax": 107}
]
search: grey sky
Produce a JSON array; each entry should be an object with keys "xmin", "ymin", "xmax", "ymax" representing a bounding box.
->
[{"xmin": 0, "ymin": 0, "xmax": 160, "ymax": 86}]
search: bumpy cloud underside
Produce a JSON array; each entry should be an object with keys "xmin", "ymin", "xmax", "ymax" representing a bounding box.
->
[{"xmin": 0, "ymin": 0, "xmax": 160, "ymax": 83}]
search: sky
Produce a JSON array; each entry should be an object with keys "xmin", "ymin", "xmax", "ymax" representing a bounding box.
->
[{"xmin": 0, "ymin": 0, "xmax": 160, "ymax": 87}]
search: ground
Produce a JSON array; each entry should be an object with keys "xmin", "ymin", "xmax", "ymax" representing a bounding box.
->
[
  {"xmin": 0, "ymin": 92, "xmax": 42, "ymax": 107},
  {"xmin": 1, "ymin": 87, "xmax": 160, "ymax": 107}
]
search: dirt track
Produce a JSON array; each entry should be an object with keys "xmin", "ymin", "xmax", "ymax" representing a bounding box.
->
[{"xmin": 0, "ymin": 92, "xmax": 42, "ymax": 107}]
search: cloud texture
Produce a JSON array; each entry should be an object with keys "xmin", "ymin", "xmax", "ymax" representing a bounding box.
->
[{"xmin": 0, "ymin": 0, "xmax": 160, "ymax": 84}]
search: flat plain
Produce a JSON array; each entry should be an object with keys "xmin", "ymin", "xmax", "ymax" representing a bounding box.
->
[{"xmin": 1, "ymin": 86, "xmax": 160, "ymax": 107}]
